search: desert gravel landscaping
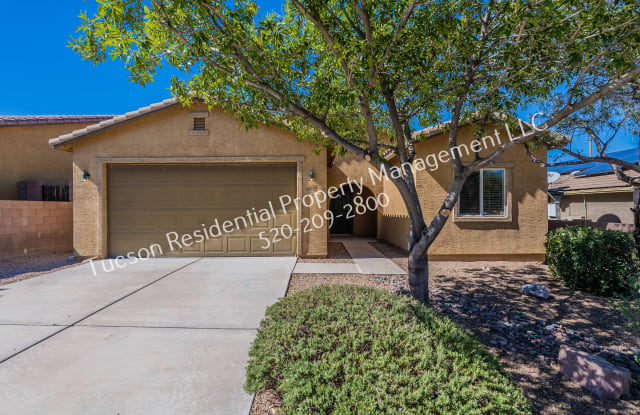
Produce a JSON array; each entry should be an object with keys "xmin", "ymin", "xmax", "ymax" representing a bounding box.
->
[
  {"xmin": 296, "ymin": 242, "xmax": 354, "ymax": 263},
  {"xmin": 252, "ymin": 241, "xmax": 640, "ymax": 415},
  {"xmin": 0, "ymin": 253, "xmax": 82, "ymax": 285}
]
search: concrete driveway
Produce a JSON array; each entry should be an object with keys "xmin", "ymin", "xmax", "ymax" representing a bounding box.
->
[{"xmin": 0, "ymin": 257, "xmax": 295, "ymax": 414}]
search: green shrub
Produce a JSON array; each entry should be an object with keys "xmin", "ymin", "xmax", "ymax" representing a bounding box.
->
[
  {"xmin": 245, "ymin": 285, "xmax": 530, "ymax": 414},
  {"xmin": 545, "ymin": 226, "xmax": 640, "ymax": 295},
  {"xmin": 616, "ymin": 295, "xmax": 640, "ymax": 366}
]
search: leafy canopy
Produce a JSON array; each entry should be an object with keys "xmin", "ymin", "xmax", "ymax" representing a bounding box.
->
[{"xmin": 72, "ymin": 0, "xmax": 640, "ymax": 157}]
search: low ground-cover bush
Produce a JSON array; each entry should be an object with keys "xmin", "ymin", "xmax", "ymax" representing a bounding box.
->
[
  {"xmin": 545, "ymin": 226, "xmax": 640, "ymax": 295},
  {"xmin": 245, "ymin": 285, "xmax": 530, "ymax": 414}
]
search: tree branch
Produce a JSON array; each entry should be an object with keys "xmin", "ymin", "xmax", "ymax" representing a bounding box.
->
[{"xmin": 467, "ymin": 63, "xmax": 640, "ymax": 171}]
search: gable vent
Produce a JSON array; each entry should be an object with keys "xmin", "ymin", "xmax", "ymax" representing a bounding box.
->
[{"xmin": 193, "ymin": 117, "xmax": 206, "ymax": 131}]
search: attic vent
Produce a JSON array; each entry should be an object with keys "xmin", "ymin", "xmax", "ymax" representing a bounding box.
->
[
  {"xmin": 188, "ymin": 111, "xmax": 209, "ymax": 135},
  {"xmin": 193, "ymin": 117, "xmax": 206, "ymax": 131}
]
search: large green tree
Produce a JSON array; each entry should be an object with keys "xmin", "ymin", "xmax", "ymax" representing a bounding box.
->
[{"xmin": 73, "ymin": 0, "xmax": 640, "ymax": 302}]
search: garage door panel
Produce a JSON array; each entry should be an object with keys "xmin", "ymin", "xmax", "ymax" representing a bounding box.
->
[
  {"xmin": 250, "ymin": 237, "xmax": 269, "ymax": 253},
  {"xmin": 204, "ymin": 238, "xmax": 224, "ymax": 253},
  {"xmin": 108, "ymin": 164, "xmax": 296, "ymax": 257},
  {"xmin": 109, "ymin": 213, "xmax": 180, "ymax": 232},
  {"xmin": 227, "ymin": 237, "xmax": 248, "ymax": 253},
  {"xmin": 274, "ymin": 213, "xmax": 295, "ymax": 227},
  {"xmin": 110, "ymin": 188, "xmax": 175, "ymax": 209},
  {"xmin": 273, "ymin": 237, "xmax": 294, "ymax": 253}
]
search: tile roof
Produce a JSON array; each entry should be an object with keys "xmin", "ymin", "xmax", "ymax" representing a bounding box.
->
[
  {"xmin": 549, "ymin": 170, "xmax": 639, "ymax": 193},
  {"xmin": 0, "ymin": 115, "xmax": 114, "ymax": 127},
  {"xmin": 384, "ymin": 114, "xmax": 569, "ymax": 160},
  {"xmin": 49, "ymin": 98, "xmax": 181, "ymax": 149}
]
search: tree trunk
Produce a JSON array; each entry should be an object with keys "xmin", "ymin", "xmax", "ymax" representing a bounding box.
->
[
  {"xmin": 394, "ymin": 173, "xmax": 466, "ymax": 304},
  {"xmin": 408, "ymin": 242, "xmax": 429, "ymax": 302}
]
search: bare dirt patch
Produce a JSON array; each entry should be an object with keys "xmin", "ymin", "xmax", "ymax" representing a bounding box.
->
[{"xmin": 0, "ymin": 253, "xmax": 83, "ymax": 285}]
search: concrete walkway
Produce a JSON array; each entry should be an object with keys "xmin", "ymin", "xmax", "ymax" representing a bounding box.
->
[
  {"xmin": 293, "ymin": 237, "xmax": 405, "ymax": 275},
  {"xmin": 0, "ymin": 257, "xmax": 295, "ymax": 414}
]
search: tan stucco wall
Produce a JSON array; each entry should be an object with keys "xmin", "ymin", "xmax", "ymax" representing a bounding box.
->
[
  {"xmin": 559, "ymin": 192, "xmax": 634, "ymax": 223},
  {"xmin": 328, "ymin": 154, "xmax": 380, "ymax": 236},
  {"xmin": 0, "ymin": 124, "xmax": 93, "ymax": 199},
  {"xmin": 377, "ymin": 124, "xmax": 548, "ymax": 260},
  {"xmin": 328, "ymin": 153, "xmax": 383, "ymax": 195},
  {"xmin": 69, "ymin": 104, "xmax": 327, "ymax": 258}
]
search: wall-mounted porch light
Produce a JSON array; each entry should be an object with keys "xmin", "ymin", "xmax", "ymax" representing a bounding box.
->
[
  {"xmin": 81, "ymin": 170, "xmax": 91, "ymax": 182},
  {"xmin": 308, "ymin": 169, "xmax": 315, "ymax": 180}
]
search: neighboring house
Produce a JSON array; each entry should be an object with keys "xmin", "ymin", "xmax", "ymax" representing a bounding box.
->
[
  {"xmin": 548, "ymin": 149, "xmax": 639, "ymax": 225},
  {"xmin": 0, "ymin": 115, "xmax": 113, "ymax": 200},
  {"xmin": 0, "ymin": 115, "xmax": 112, "ymax": 259},
  {"xmin": 47, "ymin": 99, "xmax": 550, "ymax": 261}
]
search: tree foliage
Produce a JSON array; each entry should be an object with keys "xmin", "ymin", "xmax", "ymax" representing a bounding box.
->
[
  {"xmin": 72, "ymin": 0, "xmax": 640, "ymax": 301},
  {"xmin": 73, "ymin": 1, "xmax": 640, "ymax": 157}
]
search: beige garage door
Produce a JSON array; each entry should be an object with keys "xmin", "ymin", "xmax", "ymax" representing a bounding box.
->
[{"xmin": 108, "ymin": 164, "xmax": 297, "ymax": 257}]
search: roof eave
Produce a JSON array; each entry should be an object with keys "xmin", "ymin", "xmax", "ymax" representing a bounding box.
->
[{"xmin": 49, "ymin": 98, "xmax": 182, "ymax": 150}]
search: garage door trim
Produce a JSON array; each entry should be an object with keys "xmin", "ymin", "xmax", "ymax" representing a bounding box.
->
[{"xmin": 96, "ymin": 156, "xmax": 304, "ymax": 258}]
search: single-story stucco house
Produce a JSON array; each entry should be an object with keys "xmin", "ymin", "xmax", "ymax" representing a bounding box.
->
[
  {"xmin": 0, "ymin": 115, "xmax": 113, "ymax": 200},
  {"xmin": 548, "ymin": 148, "xmax": 639, "ymax": 225},
  {"xmin": 37, "ymin": 99, "xmax": 548, "ymax": 261}
]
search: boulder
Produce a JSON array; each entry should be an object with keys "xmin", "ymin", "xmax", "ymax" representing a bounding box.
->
[
  {"xmin": 558, "ymin": 345, "xmax": 631, "ymax": 400},
  {"xmin": 522, "ymin": 284, "xmax": 549, "ymax": 300}
]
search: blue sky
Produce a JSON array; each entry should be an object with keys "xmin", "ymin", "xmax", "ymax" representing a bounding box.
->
[
  {"xmin": 0, "ymin": 1, "xmax": 635, "ymax": 156},
  {"xmin": 0, "ymin": 1, "xmax": 284, "ymax": 116}
]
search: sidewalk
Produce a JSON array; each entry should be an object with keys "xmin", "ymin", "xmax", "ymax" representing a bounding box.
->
[{"xmin": 292, "ymin": 237, "xmax": 405, "ymax": 275}]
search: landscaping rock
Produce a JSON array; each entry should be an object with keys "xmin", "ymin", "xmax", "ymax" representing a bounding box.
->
[
  {"xmin": 558, "ymin": 345, "xmax": 631, "ymax": 400},
  {"xmin": 522, "ymin": 284, "xmax": 549, "ymax": 300}
]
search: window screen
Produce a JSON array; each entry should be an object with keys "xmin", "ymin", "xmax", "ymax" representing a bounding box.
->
[
  {"xmin": 482, "ymin": 169, "xmax": 505, "ymax": 215},
  {"xmin": 458, "ymin": 169, "xmax": 505, "ymax": 217}
]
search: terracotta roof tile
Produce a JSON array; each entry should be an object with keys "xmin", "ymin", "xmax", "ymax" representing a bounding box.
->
[
  {"xmin": 0, "ymin": 115, "xmax": 114, "ymax": 127},
  {"xmin": 49, "ymin": 98, "xmax": 180, "ymax": 149}
]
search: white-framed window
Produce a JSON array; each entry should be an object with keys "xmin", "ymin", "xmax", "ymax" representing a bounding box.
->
[{"xmin": 458, "ymin": 168, "xmax": 506, "ymax": 217}]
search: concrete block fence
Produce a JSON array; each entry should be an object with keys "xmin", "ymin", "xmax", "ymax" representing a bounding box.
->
[
  {"xmin": 0, "ymin": 201, "xmax": 72, "ymax": 259},
  {"xmin": 549, "ymin": 219, "xmax": 635, "ymax": 234}
]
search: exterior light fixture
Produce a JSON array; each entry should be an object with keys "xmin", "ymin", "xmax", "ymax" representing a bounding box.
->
[
  {"xmin": 81, "ymin": 170, "xmax": 91, "ymax": 182},
  {"xmin": 308, "ymin": 169, "xmax": 315, "ymax": 180}
]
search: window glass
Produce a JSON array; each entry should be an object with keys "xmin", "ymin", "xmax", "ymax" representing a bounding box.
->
[
  {"xmin": 482, "ymin": 169, "xmax": 505, "ymax": 216},
  {"xmin": 459, "ymin": 172, "xmax": 480, "ymax": 215},
  {"xmin": 458, "ymin": 169, "xmax": 506, "ymax": 217}
]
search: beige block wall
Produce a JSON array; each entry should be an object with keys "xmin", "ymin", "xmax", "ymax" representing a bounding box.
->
[
  {"xmin": 69, "ymin": 104, "xmax": 327, "ymax": 258},
  {"xmin": 378, "ymin": 124, "xmax": 548, "ymax": 260},
  {"xmin": 559, "ymin": 192, "xmax": 634, "ymax": 223},
  {"xmin": 0, "ymin": 123, "xmax": 95, "ymax": 199},
  {"xmin": 0, "ymin": 201, "xmax": 73, "ymax": 259}
]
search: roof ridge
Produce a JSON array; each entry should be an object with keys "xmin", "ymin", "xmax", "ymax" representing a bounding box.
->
[{"xmin": 0, "ymin": 114, "xmax": 115, "ymax": 127}]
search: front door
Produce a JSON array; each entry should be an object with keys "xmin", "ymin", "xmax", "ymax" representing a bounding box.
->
[{"xmin": 329, "ymin": 187, "xmax": 353, "ymax": 234}]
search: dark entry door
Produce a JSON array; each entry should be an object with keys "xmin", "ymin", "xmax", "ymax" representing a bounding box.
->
[{"xmin": 329, "ymin": 188, "xmax": 354, "ymax": 234}]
